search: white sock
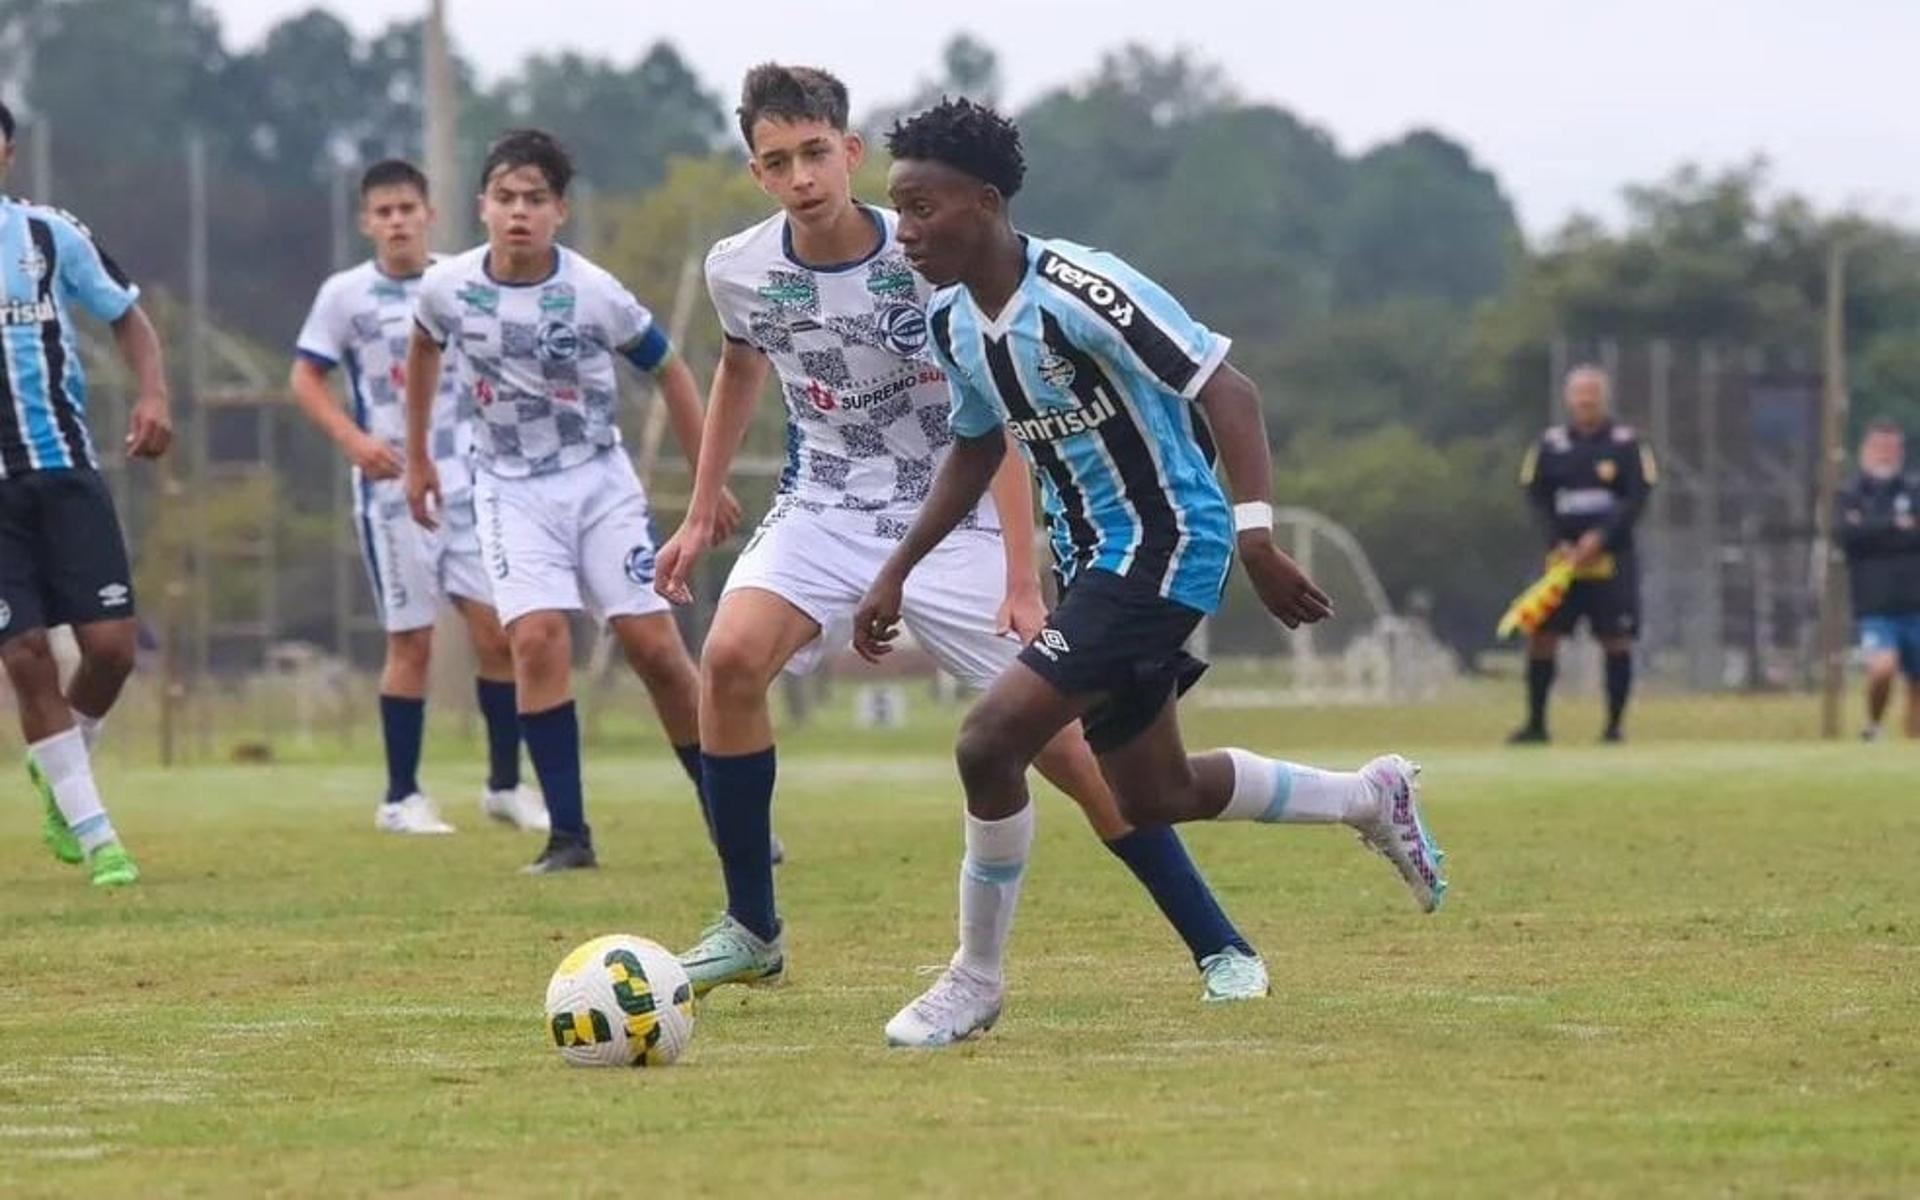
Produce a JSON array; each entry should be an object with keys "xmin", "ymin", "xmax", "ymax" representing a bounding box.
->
[
  {"xmin": 954, "ymin": 804, "xmax": 1035, "ymax": 983},
  {"xmin": 1218, "ymin": 748, "xmax": 1374, "ymax": 824},
  {"xmin": 30, "ymin": 727, "xmax": 118, "ymax": 853},
  {"xmin": 77, "ymin": 711, "xmax": 105, "ymax": 753}
]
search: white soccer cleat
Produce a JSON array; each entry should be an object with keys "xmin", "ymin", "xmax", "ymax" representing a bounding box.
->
[
  {"xmin": 482, "ymin": 784, "xmax": 550, "ymax": 832},
  {"xmin": 1353, "ymin": 755, "xmax": 1447, "ymax": 913},
  {"xmin": 375, "ymin": 793, "xmax": 455, "ymax": 835},
  {"xmin": 885, "ymin": 961, "xmax": 1004, "ymax": 1048}
]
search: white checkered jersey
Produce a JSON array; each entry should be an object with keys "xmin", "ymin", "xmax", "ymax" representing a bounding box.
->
[
  {"xmin": 414, "ymin": 245, "xmax": 655, "ymax": 479},
  {"xmin": 296, "ymin": 259, "xmax": 472, "ymax": 507},
  {"xmin": 705, "ymin": 205, "xmax": 998, "ymax": 537}
]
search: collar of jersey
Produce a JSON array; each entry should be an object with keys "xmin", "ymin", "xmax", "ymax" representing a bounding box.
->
[
  {"xmin": 963, "ymin": 234, "xmax": 1038, "ymax": 340},
  {"xmin": 781, "ymin": 204, "xmax": 887, "ymax": 274},
  {"xmin": 482, "ymin": 247, "xmax": 563, "ymax": 288}
]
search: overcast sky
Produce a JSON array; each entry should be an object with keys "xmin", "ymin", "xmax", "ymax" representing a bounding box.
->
[{"xmin": 208, "ymin": 0, "xmax": 1917, "ymax": 236}]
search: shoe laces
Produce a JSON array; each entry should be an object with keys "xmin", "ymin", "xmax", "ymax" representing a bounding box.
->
[
  {"xmin": 908, "ymin": 966, "xmax": 995, "ymax": 1025},
  {"xmin": 1201, "ymin": 950, "xmax": 1264, "ymax": 994}
]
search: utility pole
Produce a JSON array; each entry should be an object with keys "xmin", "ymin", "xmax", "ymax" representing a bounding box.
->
[
  {"xmin": 424, "ymin": 0, "xmax": 462, "ymax": 251},
  {"xmin": 1813, "ymin": 241, "xmax": 1851, "ymax": 739}
]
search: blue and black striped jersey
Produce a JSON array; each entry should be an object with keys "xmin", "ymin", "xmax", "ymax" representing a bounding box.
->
[
  {"xmin": 0, "ymin": 196, "xmax": 140, "ymax": 477},
  {"xmin": 929, "ymin": 236, "xmax": 1234, "ymax": 613}
]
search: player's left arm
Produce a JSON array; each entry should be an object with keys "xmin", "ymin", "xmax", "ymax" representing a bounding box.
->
[
  {"xmin": 1194, "ymin": 363, "xmax": 1334, "ymax": 629},
  {"xmin": 619, "ymin": 330, "xmax": 743, "ymax": 542},
  {"xmin": 110, "ymin": 304, "xmax": 171, "ymax": 459},
  {"xmin": 54, "ymin": 216, "xmax": 171, "ymax": 458},
  {"xmin": 987, "ymin": 431, "xmax": 1045, "ymax": 641},
  {"xmin": 1590, "ymin": 434, "xmax": 1657, "ymax": 555}
]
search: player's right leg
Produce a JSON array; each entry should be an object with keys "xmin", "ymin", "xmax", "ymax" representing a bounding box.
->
[
  {"xmin": 1859, "ymin": 618, "xmax": 1899, "ymax": 740},
  {"xmin": 9, "ymin": 469, "xmax": 143, "ymax": 884},
  {"xmin": 360, "ymin": 501, "xmax": 453, "ymax": 834},
  {"xmin": 886, "ymin": 660, "xmax": 1091, "ymax": 1048},
  {"xmin": 4, "ymin": 628, "xmax": 135, "ymax": 886},
  {"xmin": 674, "ymin": 588, "xmax": 822, "ymax": 995},
  {"xmin": 1511, "ymin": 628, "xmax": 1564, "ymax": 744},
  {"xmin": 673, "ymin": 506, "xmax": 862, "ymax": 995},
  {"xmin": 474, "ymin": 470, "xmax": 593, "ymax": 873}
]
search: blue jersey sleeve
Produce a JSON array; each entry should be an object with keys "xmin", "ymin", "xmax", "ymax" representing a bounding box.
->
[
  {"xmin": 927, "ymin": 305, "xmax": 1004, "ymax": 438},
  {"xmin": 51, "ymin": 213, "xmax": 139, "ymax": 323},
  {"xmin": 1034, "ymin": 244, "xmax": 1229, "ymax": 401}
]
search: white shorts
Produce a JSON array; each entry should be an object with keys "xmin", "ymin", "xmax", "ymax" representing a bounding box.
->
[
  {"xmin": 473, "ymin": 449, "xmax": 670, "ymax": 628},
  {"xmin": 723, "ymin": 505, "xmax": 1021, "ymax": 688},
  {"xmin": 357, "ymin": 483, "xmax": 492, "ymax": 633}
]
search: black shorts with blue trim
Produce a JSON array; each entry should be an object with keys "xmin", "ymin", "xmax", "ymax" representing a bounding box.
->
[
  {"xmin": 1016, "ymin": 567, "xmax": 1209, "ymax": 753},
  {"xmin": 0, "ymin": 468, "xmax": 137, "ymax": 644}
]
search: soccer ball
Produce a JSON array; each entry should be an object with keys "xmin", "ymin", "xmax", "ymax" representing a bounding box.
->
[{"xmin": 544, "ymin": 934, "xmax": 696, "ymax": 1068}]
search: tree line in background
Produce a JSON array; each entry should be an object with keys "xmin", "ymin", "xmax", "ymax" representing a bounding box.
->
[{"xmin": 5, "ymin": 0, "xmax": 1920, "ymax": 661}]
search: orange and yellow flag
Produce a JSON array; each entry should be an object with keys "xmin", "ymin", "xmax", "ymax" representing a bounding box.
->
[{"xmin": 1496, "ymin": 560, "xmax": 1576, "ymax": 639}]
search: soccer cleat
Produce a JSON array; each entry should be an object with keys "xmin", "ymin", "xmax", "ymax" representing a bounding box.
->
[
  {"xmin": 1353, "ymin": 755, "xmax": 1448, "ymax": 914},
  {"xmin": 771, "ymin": 831, "xmax": 786, "ymax": 866},
  {"xmin": 522, "ymin": 829, "xmax": 598, "ymax": 874},
  {"xmin": 1600, "ymin": 726, "xmax": 1625, "ymax": 744},
  {"xmin": 26, "ymin": 755, "xmax": 82, "ymax": 865},
  {"xmin": 1199, "ymin": 948, "xmax": 1270, "ymax": 1003},
  {"xmin": 1506, "ymin": 725, "xmax": 1549, "ymax": 746},
  {"xmin": 374, "ymin": 793, "xmax": 455, "ymax": 835},
  {"xmin": 87, "ymin": 842, "xmax": 139, "ymax": 888},
  {"xmin": 678, "ymin": 914, "xmax": 785, "ymax": 996},
  {"xmin": 481, "ymin": 784, "xmax": 550, "ymax": 832},
  {"xmin": 1861, "ymin": 725, "xmax": 1885, "ymax": 743},
  {"xmin": 885, "ymin": 961, "xmax": 1004, "ymax": 1048}
]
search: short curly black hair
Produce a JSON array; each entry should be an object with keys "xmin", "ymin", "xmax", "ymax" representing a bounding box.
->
[{"xmin": 885, "ymin": 97, "xmax": 1025, "ymax": 198}]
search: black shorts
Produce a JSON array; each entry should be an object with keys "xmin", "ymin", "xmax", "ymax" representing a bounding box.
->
[
  {"xmin": 0, "ymin": 468, "xmax": 137, "ymax": 644},
  {"xmin": 1017, "ymin": 568, "xmax": 1209, "ymax": 753},
  {"xmin": 1542, "ymin": 557, "xmax": 1640, "ymax": 640}
]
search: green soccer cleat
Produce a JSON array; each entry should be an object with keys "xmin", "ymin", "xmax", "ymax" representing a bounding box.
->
[
  {"xmin": 1199, "ymin": 948, "xmax": 1270, "ymax": 1003},
  {"xmin": 87, "ymin": 842, "xmax": 139, "ymax": 889},
  {"xmin": 678, "ymin": 914, "xmax": 785, "ymax": 997},
  {"xmin": 26, "ymin": 755, "xmax": 82, "ymax": 866}
]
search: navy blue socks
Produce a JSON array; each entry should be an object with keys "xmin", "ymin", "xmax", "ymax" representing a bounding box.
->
[
  {"xmin": 1106, "ymin": 825, "xmax": 1253, "ymax": 964},
  {"xmin": 378, "ymin": 694, "xmax": 425, "ymax": 804},
  {"xmin": 703, "ymin": 748, "xmax": 778, "ymax": 941}
]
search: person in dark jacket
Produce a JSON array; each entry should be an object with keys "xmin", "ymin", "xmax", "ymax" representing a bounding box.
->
[
  {"xmin": 1838, "ymin": 419, "xmax": 1920, "ymax": 739},
  {"xmin": 1511, "ymin": 366, "xmax": 1657, "ymax": 744}
]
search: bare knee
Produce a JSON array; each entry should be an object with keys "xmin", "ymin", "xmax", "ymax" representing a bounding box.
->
[
  {"xmin": 1527, "ymin": 633, "xmax": 1560, "ymax": 660},
  {"xmin": 618, "ymin": 618, "xmax": 694, "ymax": 684},
  {"xmin": 386, "ymin": 628, "xmax": 432, "ymax": 673},
  {"xmin": 0, "ymin": 630, "xmax": 59, "ymax": 691},
  {"xmin": 508, "ymin": 614, "xmax": 568, "ymax": 671},
  {"xmin": 956, "ymin": 705, "xmax": 1027, "ymax": 797},
  {"xmin": 699, "ymin": 629, "xmax": 780, "ymax": 707}
]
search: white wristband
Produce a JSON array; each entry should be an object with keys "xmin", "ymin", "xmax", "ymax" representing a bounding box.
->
[{"xmin": 1233, "ymin": 501, "xmax": 1273, "ymax": 533}]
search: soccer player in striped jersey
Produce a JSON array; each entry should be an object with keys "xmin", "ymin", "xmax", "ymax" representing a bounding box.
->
[
  {"xmin": 656, "ymin": 64, "xmax": 1266, "ymax": 1006},
  {"xmin": 291, "ymin": 160, "xmax": 544, "ymax": 837},
  {"xmin": 854, "ymin": 100, "xmax": 1450, "ymax": 1046},
  {"xmin": 0, "ymin": 100, "xmax": 171, "ymax": 887}
]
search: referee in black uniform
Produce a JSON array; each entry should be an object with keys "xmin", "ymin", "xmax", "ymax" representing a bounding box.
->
[{"xmin": 1511, "ymin": 366, "xmax": 1657, "ymax": 744}]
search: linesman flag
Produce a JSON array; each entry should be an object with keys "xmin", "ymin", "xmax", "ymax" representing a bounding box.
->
[{"xmin": 1496, "ymin": 560, "xmax": 1576, "ymax": 639}]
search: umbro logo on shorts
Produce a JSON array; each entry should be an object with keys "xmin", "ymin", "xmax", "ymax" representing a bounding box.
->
[
  {"xmin": 1033, "ymin": 628, "xmax": 1071, "ymax": 661},
  {"xmin": 98, "ymin": 583, "xmax": 130, "ymax": 608}
]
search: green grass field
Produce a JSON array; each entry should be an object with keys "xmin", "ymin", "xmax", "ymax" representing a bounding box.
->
[{"xmin": 2, "ymin": 693, "xmax": 1916, "ymax": 1198}]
